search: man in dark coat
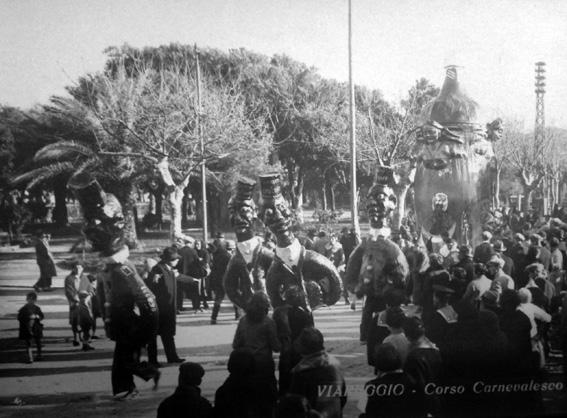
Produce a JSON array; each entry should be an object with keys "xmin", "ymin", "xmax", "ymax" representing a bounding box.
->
[
  {"xmin": 473, "ymin": 231, "xmax": 495, "ymax": 264},
  {"xmin": 530, "ymin": 233, "xmax": 551, "ymax": 271},
  {"xmin": 177, "ymin": 237, "xmax": 208, "ymax": 312},
  {"xmin": 224, "ymin": 178, "xmax": 274, "ymax": 310},
  {"xmin": 157, "ymin": 362, "xmax": 213, "ymax": 418},
  {"xmin": 34, "ymin": 231, "xmax": 57, "ymax": 291},
  {"xmin": 69, "ymin": 173, "xmax": 160, "ymax": 399},
  {"xmin": 210, "ymin": 240, "xmax": 238, "ymax": 324},
  {"xmin": 146, "ymin": 247, "xmax": 184, "ymax": 365},
  {"xmin": 493, "ymin": 239, "xmax": 515, "ymax": 278},
  {"xmin": 259, "ymin": 174, "xmax": 342, "ymax": 312}
]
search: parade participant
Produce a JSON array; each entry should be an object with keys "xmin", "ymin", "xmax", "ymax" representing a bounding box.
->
[
  {"xmin": 68, "ymin": 173, "xmax": 160, "ymax": 399},
  {"xmin": 18, "ymin": 291, "xmax": 44, "ymax": 363},
  {"xmin": 345, "ymin": 166, "xmax": 409, "ymax": 343},
  {"xmin": 146, "ymin": 246, "xmax": 185, "ymax": 366},
  {"xmin": 259, "ymin": 173, "xmax": 342, "ymax": 311},
  {"xmin": 209, "ymin": 240, "xmax": 238, "ymax": 324},
  {"xmin": 224, "ymin": 177, "xmax": 274, "ymax": 310},
  {"xmin": 33, "ymin": 231, "xmax": 57, "ymax": 292},
  {"xmin": 157, "ymin": 362, "xmax": 213, "ymax": 418}
]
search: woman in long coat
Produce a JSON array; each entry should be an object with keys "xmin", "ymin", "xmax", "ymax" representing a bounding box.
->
[{"xmin": 34, "ymin": 232, "xmax": 57, "ymax": 291}]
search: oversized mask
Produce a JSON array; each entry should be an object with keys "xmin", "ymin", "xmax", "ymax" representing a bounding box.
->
[
  {"xmin": 259, "ymin": 173, "xmax": 294, "ymax": 246},
  {"xmin": 366, "ymin": 166, "xmax": 397, "ymax": 229},
  {"xmin": 228, "ymin": 177, "xmax": 257, "ymax": 239},
  {"xmin": 68, "ymin": 173, "xmax": 126, "ymax": 256}
]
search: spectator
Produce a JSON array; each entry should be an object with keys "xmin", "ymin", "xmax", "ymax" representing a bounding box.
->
[
  {"xmin": 64, "ymin": 263, "xmax": 93, "ymax": 348},
  {"xmin": 383, "ymin": 307, "xmax": 410, "ymax": 364},
  {"xmin": 209, "ymin": 240, "xmax": 235, "ymax": 325},
  {"xmin": 157, "ymin": 362, "xmax": 213, "ymax": 418},
  {"xmin": 290, "ymin": 327, "xmax": 347, "ymax": 418},
  {"xmin": 33, "ymin": 231, "xmax": 57, "ymax": 292},
  {"xmin": 530, "ymin": 234, "xmax": 551, "ymax": 271},
  {"xmin": 213, "ymin": 349, "xmax": 256, "ymax": 418},
  {"xmin": 177, "ymin": 236, "xmax": 208, "ymax": 312},
  {"xmin": 312, "ymin": 231, "xmax": 330, "ymax": 255},
  {"xmin": 473, "ymin": 231, "xmax": 494, "ymax": 264},
  {"xmin": 493, "ymin": 240, "xmax": 515, "ymax": 278},
  {"xmin": 463, "ymin": 263, "xmax": 492, "ymax": 304},
  {"xmin": 18, "ymin": 291, "xmax": 44, "ymax": 363},
  {"xmin": 360, "ymin": 343, "xmax": 417, "ymax": 418},
  {"xmin": 403, "ymin": 317, "xmax": 442, "ymax": 417},
  {"xmin": 486, "ymin": 255, "xmax": 515, "ymax": 292},
  {"xmin": 427, "ymin": 285, "xmax": 458, "ymax": 349},
  {"xmin": 550, "ymin": 237, "xmax": 563, "ymax": 272},
  {"xmin": 195, "ymin": 240, "xmax": 211, "ymax": 309},
  {"xmin": 275, "ymin": 394, "xmax": 322, "ymax": 418},
  {"xmin": 147, "ymin": 247, "xmax": 185, "ymax": 366},
  {"xmin": 233, "ymin": 292, "xmax": 280, "ymax": 417}
]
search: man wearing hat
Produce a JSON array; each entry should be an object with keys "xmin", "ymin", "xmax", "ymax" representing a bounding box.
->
[
  {"xmin": 486, "ymin": 255, "xmax": 515, "ymax": 292},
  {"xmin": 344, "ymin": 166, "xmax": 409, "ymax": 343},
  {"xmin": 146, "ymin": 246, "xmax": 185, "ymax": 365},
  {"xmin": 177, "ymin": 236, "xmax": 208, "ymax": 313},
  {"xmin": 224, "ymin": 177, "xmax": 274, "ymax": 311},
  {"xmin": 259, "ymin": 173, "xmax": 342, "ymax": 311},
  {"xmin": 493, "ymin": 239, "xmax": 515, "ymax": 278},
  {"xmin": 33, "ymin": 231, "xmax": 57, "ymax": 292},
  {"xmin": 157, "ymin": 362, "xmax": 212, "ymax": 418},
  {"xmin": 68, "ymin": 173, "xmax": 160, "ymax": 398}
]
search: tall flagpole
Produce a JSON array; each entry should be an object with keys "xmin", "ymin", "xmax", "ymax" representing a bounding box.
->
[
  {"xmin": 195, "ymin": 45, "xmax": 208, "ymax": 245},
  {"xmin": 349, "ymin": 0, "xmax": 360, "ymax": 236}
]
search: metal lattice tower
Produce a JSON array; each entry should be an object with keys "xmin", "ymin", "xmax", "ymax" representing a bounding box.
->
[{"xmin": 535, "ymin": 62, "xmax": 546, "ymax": 146}]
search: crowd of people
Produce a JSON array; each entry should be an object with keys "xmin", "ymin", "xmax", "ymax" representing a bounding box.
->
[{"xmin": 17, "ymin": 205, "xmax": 567, "ymax": 417}]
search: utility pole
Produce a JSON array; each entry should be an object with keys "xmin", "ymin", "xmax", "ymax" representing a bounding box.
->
[
  {"xmin": 348, "ymin": 0, "xmax": 360, "ymax": 236},
  {"xmin": 534, "ymin": 61, "xmax": 546, "ymax": 214},
  {"xmin": 195, "ymin": 45, "xmax": 208, "ymax": 244}
]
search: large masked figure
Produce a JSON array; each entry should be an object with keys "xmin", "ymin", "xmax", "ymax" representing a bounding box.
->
[
  {"xmin": 224, "ymin": 177, "xmax": 274, "ymax": 309},
  {"xmin": 260, "ymin": 173, "xmax": 342, "ymax": 311},
  {"xmin": 68, "ymin": 173, "xmax": 160, "ymax": 398},
  {"xmin": 344, "ymin": 166, "xmax": 409, "ymax": 343},
  {"xmin": 413, "ymin": 66, "xmax": 502, "ymax": 246}
]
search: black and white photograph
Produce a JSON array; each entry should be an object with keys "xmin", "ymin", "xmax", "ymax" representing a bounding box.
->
[{"xmin": 1, "ymin": 1, "xmax": 567, "ymax": 417}]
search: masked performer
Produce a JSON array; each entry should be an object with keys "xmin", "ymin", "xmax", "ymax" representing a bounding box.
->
[
  {"xmin": 68, "ymin": 173, "xmax": 160, "ymax": 399},
  {"xmin": 224, "ymin": 177, "xmax": 274, "ymax": 310},
  {"xmin": 259, "ymin": 173, "xmax": 342, "ymax": 312},
  {"xmin": 344, "ymin": 166, "xmax": 410, "ymax": 343}
]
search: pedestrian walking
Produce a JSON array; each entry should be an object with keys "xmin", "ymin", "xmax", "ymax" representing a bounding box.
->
[
  {"xmin": 33, "ymin": 231, "xmax": 57, "ymax": 291},
  {"xmin": 18, "ymin": 291, "xmax": 44, "ymax": 363}
]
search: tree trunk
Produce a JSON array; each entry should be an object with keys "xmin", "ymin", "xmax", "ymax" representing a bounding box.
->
[
  {"xmin": 118, "ymin": 185, "xmax": 138, "ymax": 249},
  {"xmin": 169, "ymin": 186, "xmax": 185, "ymax": 243},
  {"xmin": 392, "ymin": 184, "xmax": 410, "ymax": 233},
  {"xmin": 181, "ymin": 191, "xmax": 188, "ymax": 227},
  {"xmin": 322, "ymin": 178, "xmax": 328, "ymax": 211},
  {"xmin": 522, "ymin": 186, "xmax": 535, "ymax": 214},
  {"xmin": 154, "ymin": 190, "xmax": 163, "ymax": 224},
  {"xmin": 52, "ymin": 176, "xmax": 68, "ymax": 226},
  {"xmin": 494, "ymin": 166, "xmax": 502, "ymax": 209},
  {"xmin": 330, "ymin": 184, "xmax": 336, "ymax": 211}
]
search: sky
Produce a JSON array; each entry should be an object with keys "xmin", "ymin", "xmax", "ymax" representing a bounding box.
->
[{"xmin": 1, "ymin": 0, "xmax": 566, "ymax": 129}]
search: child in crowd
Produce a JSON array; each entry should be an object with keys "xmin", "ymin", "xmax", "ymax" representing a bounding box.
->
[{"xmin": 17, "ymin": 292, "xmax": 44, "ymax": 363}]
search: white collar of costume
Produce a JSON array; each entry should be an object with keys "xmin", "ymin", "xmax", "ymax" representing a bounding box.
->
[
  {"xmin": 276, "ymin": 238, "xmax": 301, "ymax": 267},
  {"xmin": 237, "ymin": 236, "xmax": 261, "ymax": 264},
  {"xmin": 104, "ymin": 246, "xmax": 130, "ymax": 264},
  {"xmin": 369, "ymin": 227, "xmax": 391, "ymax": 241}
]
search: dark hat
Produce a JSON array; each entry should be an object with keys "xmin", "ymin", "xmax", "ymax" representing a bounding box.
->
[
  {"xmin": 215, "ymin": 232, "xmax": 225, "ymax": 239},
  {"xmin": 481, "ymin": 289, "xmax": 500, "ymax": 308},
  {"xmin": 179, "ymin": 362, "xmax": 205, "ymax": 385},
  {"xmin": 226, "ymin": 240, "xmax": 236, "ymax": 250},
  {"xmin": 493, "ymin": 240, "xmax": 506, "ymax": 252},
  {"xmin": 160, "ymin": 246, "xmax": 180, "ymax": 262},
  {"xmin": 229, "ymin": 177, "xmax": 256, "ymax": 208},
  {"xmin": 525, "ymin": 262, "xmax": 545, "ymax": 275},
  {"xmin": 259, "ymin": 173, "xmax": 284, "ymax": 205},
  {"xmin": 432, "ymin": 284, "xmax": 455, "ymax": 295},
  {"xmin": 295, "ymin": 327, "xmax": 324, "ymax": 356}
]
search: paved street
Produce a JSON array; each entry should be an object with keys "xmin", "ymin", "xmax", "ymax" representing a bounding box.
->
[{"xmin": 0, "ymin": 247, "xmax": 369, "ymax": 418}]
